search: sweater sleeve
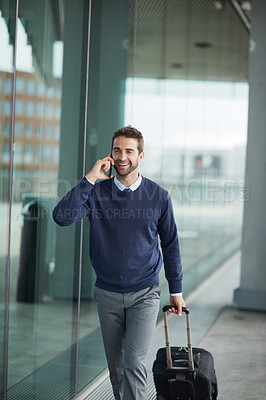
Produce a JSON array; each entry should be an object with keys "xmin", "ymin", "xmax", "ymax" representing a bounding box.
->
[
  {"xmin": 157, "ymin": 193, "xmax": 183, "ymax": 293},
  {"xmin": 53, "ymin": 177, "xmax": 93, "ymax": 226}
]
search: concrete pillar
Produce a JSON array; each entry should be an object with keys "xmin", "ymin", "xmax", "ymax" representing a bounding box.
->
[{"xmin": 234, "ymin": 0, "xmax": 266, "ymax": 311}]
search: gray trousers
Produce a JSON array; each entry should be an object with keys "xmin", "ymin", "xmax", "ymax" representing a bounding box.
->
[{"xmin": 94, "ymin": 285, "xmax": 160, "ymax": 400}]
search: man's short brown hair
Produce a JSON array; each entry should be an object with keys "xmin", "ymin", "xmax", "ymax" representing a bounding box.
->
[{"xmin": 111, "ymin": 125, "xmax": 144, "ymax": 154}]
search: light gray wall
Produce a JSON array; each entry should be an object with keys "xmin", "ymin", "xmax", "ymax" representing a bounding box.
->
[{"xmin": 234, "ymin": 0, "xmax": 266, "ymax": 311}]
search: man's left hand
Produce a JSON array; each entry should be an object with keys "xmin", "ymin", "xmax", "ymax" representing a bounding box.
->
[{"xmin": 168, "ymin": 295, "xmax": 186, "ymax": 317}]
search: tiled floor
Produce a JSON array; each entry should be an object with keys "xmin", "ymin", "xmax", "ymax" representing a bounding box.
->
[{"xmin": 200, "ymin": 306, "xmax": 266, "ymax": 400}]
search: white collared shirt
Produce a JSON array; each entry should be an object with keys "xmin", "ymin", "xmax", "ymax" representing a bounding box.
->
[
  {"xmin": 114, "ymin": 174, "xmax": 142, "ymax": 191},
  {"xmin": 85, "ymin": 173, "xmax": 142, "ymax": 191}
]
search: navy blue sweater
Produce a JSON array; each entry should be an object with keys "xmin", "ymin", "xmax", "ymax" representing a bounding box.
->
[{"xmin": 53, "ymin": 177, "xmax": 183, "ymax": 293}]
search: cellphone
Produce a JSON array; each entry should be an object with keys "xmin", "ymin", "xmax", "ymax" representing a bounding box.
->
[{"xmin": 109, "ymin": 153, "xmax": 113, "ymax": 178}]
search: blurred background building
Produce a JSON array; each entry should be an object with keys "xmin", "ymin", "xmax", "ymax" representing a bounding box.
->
[
  {"xmin": 1, "ymin": 70, "xmax": 60, "ymax": 200},
  {"xmin": 1, "ymin": 0, "xmax": 265, "ymax": 399}
]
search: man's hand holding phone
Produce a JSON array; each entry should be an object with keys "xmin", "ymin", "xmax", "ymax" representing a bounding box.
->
[{"xmin": 86, "ymin": 155, "xmax": 114, "ymax": 183}]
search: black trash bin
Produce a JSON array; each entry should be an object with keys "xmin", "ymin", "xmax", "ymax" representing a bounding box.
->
[{"xmin": 16, "ymin": 200, "xmax": 47, "ymax": 303}]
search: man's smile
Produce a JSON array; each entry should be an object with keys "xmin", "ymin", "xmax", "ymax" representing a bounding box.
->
[{"xmin": 117, "ymin": 162, "xmax": 130, "ymax": 168}]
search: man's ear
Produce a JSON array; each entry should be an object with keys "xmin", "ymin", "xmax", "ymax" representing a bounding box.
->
[{"xmin": 139, "ymin": 151, "xmax": 144, "ymax": 162}]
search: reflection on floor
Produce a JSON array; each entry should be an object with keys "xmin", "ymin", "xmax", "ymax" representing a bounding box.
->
[
  {"xmin": 0, "ymin": 326, "xmax": 107, "ymax": 400},
  {"xmin": 6, "ymin": 299, "xmax": 100, "ymax": 388}
]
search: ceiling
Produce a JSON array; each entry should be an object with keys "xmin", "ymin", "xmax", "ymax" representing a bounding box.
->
[
  {"xmin": 0, "ymin": 0, "xmax": 251, "ymax": 84},
  {"xmin": 128, "ymin": 0, "xmax": 251, "ymax": 82}
]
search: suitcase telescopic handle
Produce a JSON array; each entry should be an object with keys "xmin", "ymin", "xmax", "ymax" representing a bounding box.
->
[
  {"xmin": 163, "ymin": 305, "xmax": 194, "ymax": 371},
  {"xmin": 163, "ymin": 305, "xmax": 189, "ymax": 314}
]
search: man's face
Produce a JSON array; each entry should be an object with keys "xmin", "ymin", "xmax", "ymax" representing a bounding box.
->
[{"xmin": 112, "ymin": 136, "xmax": 144, "ymax": 178}]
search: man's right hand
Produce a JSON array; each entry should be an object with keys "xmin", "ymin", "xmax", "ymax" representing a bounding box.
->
[{"xmin": 86, "ymin": 155, "xmax": 114, "ymax": 183}]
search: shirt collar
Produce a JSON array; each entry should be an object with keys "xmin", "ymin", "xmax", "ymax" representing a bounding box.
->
[{"xmin": 114, "ymin": 174, "xmax": 142, "ymax": 192}]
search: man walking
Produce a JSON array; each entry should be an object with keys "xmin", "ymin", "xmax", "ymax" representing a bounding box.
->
[{"xmin": 53, "ymin": 125, "xmax": 185, "ymax": 400}]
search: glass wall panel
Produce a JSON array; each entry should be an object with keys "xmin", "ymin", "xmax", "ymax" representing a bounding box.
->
[
  {"xmin": 0, "ymin": 1, "xmax": 15, "ymax": 395},
  {"xmin": 0, "ymin": 0, "xmax": 91, "ymax": 398},
  {"xmin": 0, "ymin": 0, "xmax": 250, "ymax": 398},
  {"xmin": 124, "ymin": 0, "xmax": 249, "ymax": 300},
  {"xmin": 125, "ymin": 78, "xmax": 248, "ymax": 295}
]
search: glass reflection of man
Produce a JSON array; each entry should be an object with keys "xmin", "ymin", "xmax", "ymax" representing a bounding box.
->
[{"xmin": 53, "ymin": 126, "xmax": 185, "ymax": 400}]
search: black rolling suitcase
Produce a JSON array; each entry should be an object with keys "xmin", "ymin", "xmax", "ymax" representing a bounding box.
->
[{"xmin": 153, "ymin": 306, "xmax": 218, "ymax": 400}]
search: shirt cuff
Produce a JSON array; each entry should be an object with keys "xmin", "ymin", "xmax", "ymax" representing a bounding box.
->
[
  {"xmin": 170, "ymin": 292, "xmax": 182, "ymax": 297},
  {"xmin": 84, "ymin": 175, "xmax": 95, "ymax": 185}
]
